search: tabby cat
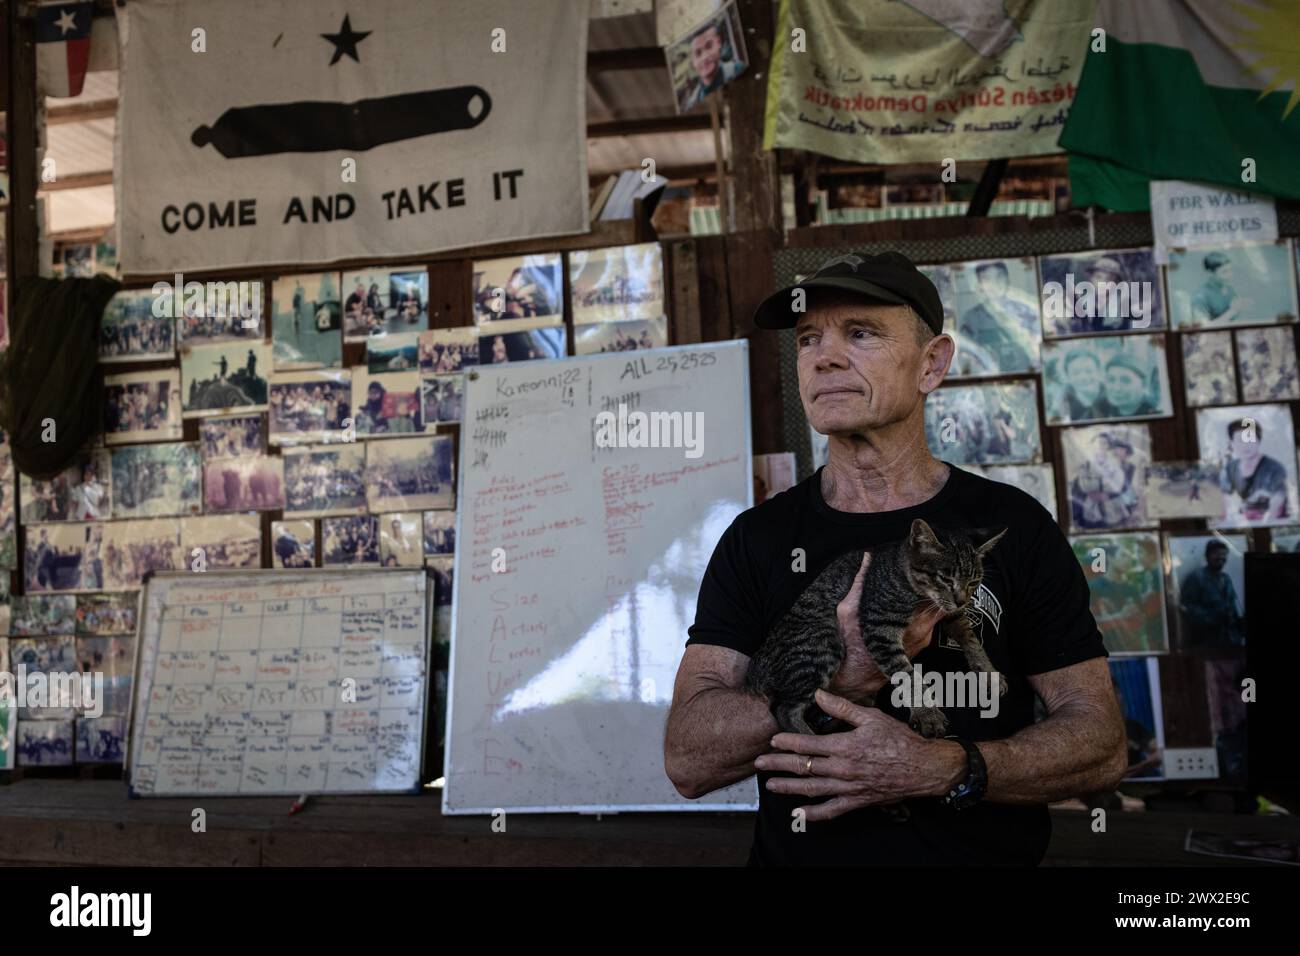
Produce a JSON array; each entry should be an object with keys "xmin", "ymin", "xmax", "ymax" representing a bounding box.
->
[{"xmin": 746, "ymin": 518, "xmax": 1007, "ymax": 737}]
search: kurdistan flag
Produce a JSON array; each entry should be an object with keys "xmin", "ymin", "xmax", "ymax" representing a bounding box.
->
[{"xmin": 1060, "ymin": 0, "xmax": 1300, "ymax": 210}]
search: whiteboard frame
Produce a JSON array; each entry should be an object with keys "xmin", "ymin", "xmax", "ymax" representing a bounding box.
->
[
  {"xmin": 125, "ymin": 567, "xmax": 432, "ymax": 798},
  {"xmin": 442, "ymin": 340, "xmax": 757, "ymax": 814}
]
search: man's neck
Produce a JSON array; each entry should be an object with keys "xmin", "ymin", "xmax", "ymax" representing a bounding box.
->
[{"xmin": 820, "ymin": 433, "xmax": 950, "ymax": 513}]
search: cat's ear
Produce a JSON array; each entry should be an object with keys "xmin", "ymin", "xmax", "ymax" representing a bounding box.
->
[
  {"xmin": 976, "ymin": 527, "xmax": 1008, "ymax": 555},
  {"xmin": 909, "ymin": 518, "xmax": 942, "ymax": 553}
]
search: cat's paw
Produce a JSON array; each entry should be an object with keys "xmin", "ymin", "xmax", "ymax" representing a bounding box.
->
[
  {"xmin": 995, "ymin": 672, "xmax": 1010, "ymax": 697},
  {"xmin": 909, "ymin": 706, "xmax": 949, "ymax": 738}
]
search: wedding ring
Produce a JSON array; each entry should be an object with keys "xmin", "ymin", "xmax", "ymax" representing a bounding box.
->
[{"xmin": 804, "ymin": 756, "xmax": 814, "ymax": 775}]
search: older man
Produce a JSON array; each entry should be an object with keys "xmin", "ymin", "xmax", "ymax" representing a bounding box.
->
[{"xmin": 664, "ymin": 252, "xmax": 1127, "ymax": 866}]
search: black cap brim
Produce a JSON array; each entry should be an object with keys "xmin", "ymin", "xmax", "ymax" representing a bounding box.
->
[{"xmin": 752, "ymin": 277, "xmax": 908, "ymax": 329}]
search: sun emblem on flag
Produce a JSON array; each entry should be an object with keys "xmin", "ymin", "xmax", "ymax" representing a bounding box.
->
[{"xmin": 1233, "ymin": 0, "xmax": 1300, "ymax": 119}]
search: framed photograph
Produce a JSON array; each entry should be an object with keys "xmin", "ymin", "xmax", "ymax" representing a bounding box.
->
[
  {"xmin": 1070, "ymin": 531, "xmax": 1168, "ymax": 654},
  {"xmin": 16, "ymin": 720, "xmax": 75, "ymax": 766},
  {"xmin": 1236, "ymin": 325, "xmax": 1299, "ymax": 401},
  {"xmin": 104, "ymin": 369, "xmax": 182, "ymax": 445},
  {"xmin": 75, "ymin": 592, "xmax": 139, "ymax": 635},
  {"xmin": 665, "ymin": 0, "xmax": 748, "ymax": 113},
  {"xmin": 1109, "ymin": 657, "xmax": 1166, "ymax": 781},
  {"xmin": 10, "ymin": 636, "xmax": 77, "ymax": 718},
  {"xmin": 271, "ymin": 519, "xmax": 315, "ymax": 568},
  {"xmin": 1165, "ymin": 532, "xmax": 1247, "ymax": 651},
  {"xmin": 76, "ymin": 634, "xmax": 134, "ymax": 715},
  {"xmin": 1270, "ymin": 524, "xmax": 1300, "ymax": 552},
  {"xmin": 110, "ymin": 442, "xmax": 202, "ymax": 518},
  {"xmin": 569, "ymin": 242, "xmax": 665, "ymax": 325},
  {"xmin": 200, "ymin": 415, "xmax": 264, "ymax": 460},
  {"xmin": 341, "ymin": 266, "xmax": 429, "ymax": 341},
  {"xmin": 1181, "ymin": 331, "xmax": 1238, "ymax": 407},
  {"xmin": 366, "ymin": 331, "xmax": 421, "ymax": 373},
  {"xmin": 365, "ymin": 435, "xmax": 455, "ymax": 512},
  {"xmin": 175, "ymin": 282, "xmax": 264, "ymax": 345},
  {"xmin": 1167, "ymin": 241, "xmax": 1298, "ymax": 329},
  {"xmin": 282, "ymin": 444, "xmax": 367, "ymax": 518},
  {"xmin": 973, "ymin": 463, "xmax": 1058, "ymax": 519},
  {"xmin": 378, "ymin": 513, "xmax": 424, "ymax": 567},
  {"xmin": 1043, "ymin": 334, "xmax": 1172, "ymax": 424},
  {"xmin": 421, "ymin": 373, "xmax": 464, "ymax": 426},
  {"xmin": 478, "ymin": 325, "xmax": 566, "ymax": 364},
  {"xmin": 423, "ymin": 510, "xmax": 456, "ymax": 556},
  {"xmin": 946, "ymin": 257, "xmax": 1042, "ymax": 378},
  {"xmin": 99, "ymin": 289, "xmax": 174, "ymax": 363},
  {"xmin": 26, "ymin": 519, "xmax": 182, "ymax": 593},
  {"xmin": 181, "ymin": 514, "xmax": 262, "ymax": 570},
  {"xmin": 1143, "ymin": 461, "xmax": 1225, "ymax": 519},
  {"xmin": 924, "ymin": 381, "xmax": 1041, "ymax": 466},
  {"xmin": 574, "ymin": 316, "xmax": 667, "ymax": 355},
  {"xmin": 321, "ymin": 515, "xmax": 379, "ymax": 566},
  {"xmin": 271, "ymin": 271, "xmax": 342, "ymax": 369},
  {"xmin": 352, "ymin": 369, "xmax": 423, "ymax": 437},
  {"xmin": 19, "ymin": 450, "xmax": 112, "ymax": 522},
  {"xmin": 919, "ymin": 264, "xmax": 956, "ymax": 332},
  {"xmin": 180, "ymin": 341, "xmax": 271, "ymax": 418},
  {"xmin": 9, "ymin": 595, "xmax": 77, "ymax": 635},
  {"xmin": 0, "ymin": 463, "xmax": 15, "ymax": 570},
  {"xmin": 202, "ymin": 456, "xmax": 284, "ymax": 513},
  {"xmin": 419, "ymin": 327, "xmax": 479, "ymax": 373},
  {"xmin": 1039, "ymin": 248, "xmax": 1165, "ymax": 337},
  {"xmin": 1062, "ymin": 423, "xmax": 1152, "ymax": 530},
  {"xmin": 0, "ymin": 638, "xmax": 10, "ymax": 770},
  {"xmin": 472, "ymin": 253, "xmax": 564, "ymax": 326},
  {"xmin": 268, "ymin": 369, "xmax": 352, "ymax": 445},
  {"xmin": 427, "ymin": 555, "xmax": 454, "ymax": 607},
  {"xmin": 77, "ymin": 715, "xmax": 127, "ymax": 764},
  {"xmin": 1196, "ymin": 404, "xmax": 1299, "ymax": 527}
]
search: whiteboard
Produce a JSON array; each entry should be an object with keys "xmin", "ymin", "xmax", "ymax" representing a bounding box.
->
[
  {"xmin": 444, "ymin": 341, "xmax": 758, "ymax": 813},
  {"xmin": 126, "ymin": 569, "xmax": 429, "ymax": 797}
]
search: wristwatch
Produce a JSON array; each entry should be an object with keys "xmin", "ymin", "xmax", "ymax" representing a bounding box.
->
[{"xmin": 939, "ymin": 735, "xmax": 987, "ymax": 810}]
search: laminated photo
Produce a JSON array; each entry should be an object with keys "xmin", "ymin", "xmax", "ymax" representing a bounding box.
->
[
  {"xmin": 472, "ymin": 253, "xmax": 564, "ymax": 326},
  {"xmin": 1270, "ymin": 524, "xmax": 1300, "ymax": 552},
  {"xmin": 946, "ymin": 257, "xmax": 1042, "ymax": 378},
  {"xmin": 9, "ymin": 594, "xmax": 77, "ymax": 635},
  {"xmin": 321, "ymin": 515, "xmax": 379, "ymax": 566},
  {"xmin": 26, "ymin": 519, "xmax": 181, "ymax": 593},
  {"xmin": 0, "ymin": 638, "xmax": 11, "ymax": 769},
  {"xmin": 1062, "ymin": 423, "xmax": 1152, "ymax": 531},
  {"xmin": 423, "ymin": 510, "xmax": 456, "ymax": 556},
  {"xmin": 1108, "ymin": 657, "xmax": 1165, "ymax": 781},
  {"xmin": 1196, "ymin": 404, "xmax": 1299, "ymax": 528},
  {"xmin": 574, "ymin": 316, "xmax": 667, "ymax": 355},
  {"xmin": 1167, "ymin": 241, "xmax": 1298, "ymax": 329},
  {"xmin": 271, "ymin": 519, "xmax": 315, "ymax": 568},
  {"xmin": 271, "ymin": 271, "xmax": 342, "ymax": 369},
  {"xmin": 972, "ymin": 463, "xmax": 1058, "ymax": 520},
  {"xmin": 1042, "ymin": 334, "xmax": 1172, "ymax": 425},
  {"xmin": 352, "ymin": 369, "xmax": 423, "ymax": 437},
  {"xmin": 75, "ymin": 592, "xmax": 139, "ymax": 635},
  {"xmin": 16, "ymin": 720, "xmax": 74, "ymax": 766},
  {"xmin": 76, "ymin": 634, "xmax": 134, "ymax": 715},
  {"xmin": 1166, "ymin": 532, "xmax": 1247, "ymax": 651},
  {"xmin": 0, "ymin": 464, "xmax": 14, "ymax": 570},
  {"xmin": 478, "ymin": 325, "xmax": 566, "ymax": 364},
  {"xmin": 419, "ymin": 327, "xmax": 479, "ymax": 372},
  {"xmin": 427, "ymin": 555, "xmax": 454, "ymax": 607},
  {"xmin": 181, "ymin": 514, "xmax": 263, "ymax": 570},
  {"xmin": 77, "ymin": 715, "xmax": 127, "ymax": 764},
  {"xmin": 341, "ymin": 266, "xmax": 428, "ymax": 341},
  {"xmin": 282, "ymin": 443, "xmax": 366, "ymax": 517},
  {"xmin": 365, "ymin": 435, "xmax": 455, "ymax": 512},
  {"xmin": 268, "ymin": 368, "xmax": 352, "ymax": 445},
  {"xmin": 1236, "ymin": 325, "xmax": 1299, "ymax": 401},
  {"xmin": 1142, "ymin": 461, "xmax": 1224, "ymax": 519},
  {"xmin": 665, "ymin": 0, "xmax": 748, "ymax": 113},
  {"xmin": 200, "ymin": 414, "xmax": 264, "ymax": 460},
  {"xmin": 568, "ymin": 242, "xmax": 665, "ymax": 325},
  {"xmin": 1038, "ymin": 247, "xmax": 1165, "ymax": 337},
  {"xmin": 104, "ymin": 369, "xmax": 183, "ymax": 445},
  {"xmin": 421, "ymin": 373, "xmax": 464, "ymax": 425},
  {"xmin": 924, "ymin": 381, "xmax": 1041, "ymax": 466},
  {"xmin": 19, "ymin": 449, "xmax": 112, "ymax": 522},
  {"xmin": 919, "ymin": 264, "xmax": 956, "ymax": 332},
  {"xmin": 99, "ymin": 289, "xmax": 175, "ymax": 363},
  {"xmin": 180, "ymin": 341, "xmax": 271, "ymax": 417},
  {"xmin": 1070, "ymin": 532, "xmax": 1168, "ymax": 654},
  {"xmin": 9, "ymin": 635, "xmax": 78, "ymax": 718},
  {"xmin": 366, "ymin": 331, "xmax": 421, "ymax": 373},
  {"xmin": 175, "ymin": 282, "xmax": 264, "ymax": 345},
  {"xmin": 202, "ymin": 456, "xmax": 285, "ymax": 513},
  {"xmin": 1181, "ymin": 331, "xmax": 1238, "ymax": 407},
  {"xmin": 378, "ymin": 513, "xmax": 424, "ymax": 567},
  {"xmin": 110, "ymin": 442, "xmax": 202, "ymax": 518}
]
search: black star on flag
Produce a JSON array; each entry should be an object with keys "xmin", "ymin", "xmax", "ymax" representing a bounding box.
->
[{"xmin": 321, "ymin": 14, "xmax": 371, "ymax": 66}]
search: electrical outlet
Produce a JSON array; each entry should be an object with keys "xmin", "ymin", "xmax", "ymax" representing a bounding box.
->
[{"xmin": 1162, "ymin": 747, "xmax": 1220, "ymax": 780}]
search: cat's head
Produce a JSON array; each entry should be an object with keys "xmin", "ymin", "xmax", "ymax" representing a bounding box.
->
[{"xmin": 903, "ymin": 519, "xmax": 1007, "ymax": 614}]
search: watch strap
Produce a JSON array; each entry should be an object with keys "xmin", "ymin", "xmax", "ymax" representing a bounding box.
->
[{"xmin": 940, "ymin": 735, "xmax": 987, "ymax": 809}]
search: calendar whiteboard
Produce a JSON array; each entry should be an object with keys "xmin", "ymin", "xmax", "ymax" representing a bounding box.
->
[{"xmin": 126, "ymin": 569, "xmax": 429, "ymax": 797}]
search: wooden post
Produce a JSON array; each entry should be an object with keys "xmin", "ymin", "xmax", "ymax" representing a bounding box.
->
[
  {"xmin": 6, "ymin": 0, "xmax": 38, "ymax": 279},
  {"xmin": 722, "ymin": 0, "xmax": 779, "ymax": 238}
]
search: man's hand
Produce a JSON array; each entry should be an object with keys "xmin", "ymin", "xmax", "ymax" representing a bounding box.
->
[
  {"xmin": 754, "ymin": 689, "xmax": 965, "ymax": 821},
  {"xmin": 826, "ymin": 553, "xmax": 947, "ymax": 703}
]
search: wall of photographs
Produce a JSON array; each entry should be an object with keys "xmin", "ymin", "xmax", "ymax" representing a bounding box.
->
[
  {"xmin": 0, "ymin": 239, "xmax": 670, "ymax": 770},
  {"xmin": 782, "ymin": 224, "xmax": 1300, "ymax": 788}
]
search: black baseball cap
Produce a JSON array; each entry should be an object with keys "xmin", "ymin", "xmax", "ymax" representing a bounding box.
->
[{"xmin": 753, "ymin": 251, "xmax": 945, "ymax": 335}]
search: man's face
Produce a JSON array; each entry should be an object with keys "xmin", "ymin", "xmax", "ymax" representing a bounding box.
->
[
  {"xmin": 1216, "ymin": 263, "xmax": 1234, "ymax": 282},
  {"xmin": 690, "ymin": 28, "xmax": 722, "ymax": 83},
  {"xmin": 1231, "ymin": 429, "xmax": 1261, "ymax": 464},
  {"xmin": 1105, "ymin": 366, "xmax": 1144, "ymax": 411},
  {"xmin": 795, "ymin": 301, "xmax": 945, "ymax": 438},
  {"xmin": 1067, "ymin": 355, "xmax": 1102, "ymax": 399},
  {"xmin": 1207, "ymin": 548, "xmax": 1229, "ymax": 571},
  {"xmin": 976, "ymin": 268, "xmax": 1008, "ymax": 300}
]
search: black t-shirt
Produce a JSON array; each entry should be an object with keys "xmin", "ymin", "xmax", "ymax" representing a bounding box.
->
[{"xmin": 685, "ymin": 464, "xmax": 1107, "ymax": 865}]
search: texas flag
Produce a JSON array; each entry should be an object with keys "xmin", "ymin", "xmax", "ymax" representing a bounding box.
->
[{"xmin": 36, "ymin": 2, "xmax": 93, "ymax": 98}]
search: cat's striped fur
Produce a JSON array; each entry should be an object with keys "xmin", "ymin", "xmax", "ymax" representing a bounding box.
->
[{"xmin": 746, "ymin": 518, "xmax": 1007, "ymax": 737}]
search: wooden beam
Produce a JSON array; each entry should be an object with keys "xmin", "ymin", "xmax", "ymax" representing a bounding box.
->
[
  {"xmin": 7, "ymin": 0, "xmax": 38, "ymax": 278},
  {"xmin": 587, "ymin": 114, "xmax": 712, "ymax": 138},
  {"xmin": 966, "ymin": 158, "xmax": 1009, "ymax": 217},
  {"xmin": 46, "ymin": 98, "xmax": 116, "ymax": 124},
  {"xmin": 38, "ymin": 170, "xmax": 114, "ymax": 191},
  {"xmin": 587, "ymin": 47, "xmax": 665, "ymax": 73},
  {"xmin": 722, "ymin": 0, "xmax": 780, "ymax": 237}
]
